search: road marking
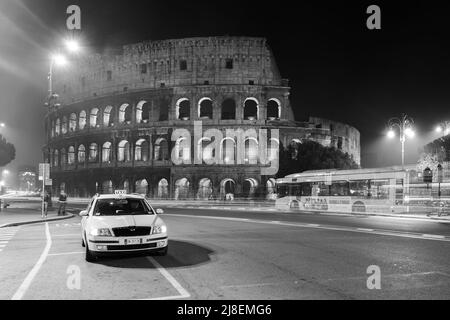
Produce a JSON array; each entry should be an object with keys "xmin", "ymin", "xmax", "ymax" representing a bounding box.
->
[
  {"xmin": 11, "ymin": 223, "xmax": 52, "ymax": 300},
  {"xmin": 307, "ymin": 224, "xmax": 320, "ymax": 227},
  {"xmin": 144, "ymin": 257, "xmax": 190, "ymax": 300},
  {"xmin": 48, "ymin": 251, "xmax": 84, "ymax": 257},
  {"xmin": 52, "ymin": 234, "xmax": 80, "ymax": 237},
  {"xmin": 165, "ymin": 214, "xmax": 450, "ymax": 242}
]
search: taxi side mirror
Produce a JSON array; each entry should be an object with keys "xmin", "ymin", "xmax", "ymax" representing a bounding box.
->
[
  {"xmin": 155, "ymin": 208, "xmax": 164, "ymax": 215},
  {"xmin": 79, "ymin": 210, "xmax": 88, "ymax": 217}
]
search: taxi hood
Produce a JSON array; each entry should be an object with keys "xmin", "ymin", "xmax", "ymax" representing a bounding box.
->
[{"xmin": 89, "ymin": 214, "xmax": 158, "ymax": 229}]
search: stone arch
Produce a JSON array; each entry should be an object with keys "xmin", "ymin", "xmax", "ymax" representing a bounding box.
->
[
  {"xmin": 55, "ymin": 118, "xmax": 61, "ymax": 135},
  {"xmin": 90, "ymin": 108, "xmax": 100, "ymax": 128},
  {"xmin": 69, "ymin": 113, "xmax": 77, "ymax": 132},
  {"xmin": 197, "ymin": 178, "xmax": 213, "ymax": 200},
  {"xmin": 154, "ymin": 137, "xmax": 169, "ymax": 161},
  {"xmin": 135, "ymin": 179, "xmax": 149, "ymax": 196},
  {"xmin": 220, "ymin": 178, "xmax": 236, "ymax": 200},
  {"xmin": 198, "ymin": 97, "xmax": 213, "ymax": 119},
  {"xmin": 244, "ymin": 137, "xmax": 259, "ymax": 164},
  {"xmin": 220, "ymin": 137, "xmax": 236, "ymax": 164},
  {"xmin": 103, "ymin": 106, "xmax": 114, "ymax": 127},
  {"xmin": 119, "ymin": 103, "xmax": 132, "ymax": 124},
  {"xmin": 78, "ymin": 144, "xmax": 86, "ymax": 163},
  {"xmin": 267, "ymin": 98, "xmax": 281, "ymax": 119},
  {"xmin": 102, "ymin": 142, "xmax": 112, "ymax": 163},
  {"xmin": 102, "ymin": 180, "xmax": 113, "ymax": 194},
  {"xmin": 135, "ymin": 138, "xmax": 150, "ymax": 161},
  {"xmin": 174, "ymin": 178, "xmax": 190, "ymax": 200},
  {"xmin": 243, "ymin": 178, "xmax": 258, "ymax": 198},
  {"xmin": 244, "ymin": 97, "xmax": 259, "ymax": 120},
  {"xmin": 176, "ymin": 98, "xmax": 190, "ymax": 120},
  {"xmin": 79, "ymin": 110, "xmax": 87, "ymax": 130},
  {"xmin": 266, "ymin": 178, "xmax": 277, "ymax": 199},
  {"xmin": 136, "ymin": 100, "xmax": 150, "ymax": 123},
  {"xmin": 268, "ymin": 137, "xmax": 280, "ymax": 162},
  {"xmin": 157, "ymin": 178, "xmax": 169, "ymax": 199},
  {"xmin": 68, "ymin": 146, "xmax": 75, "ymax": 164},
  {"xmin": 221, "ymin": 98, "xmax": 236, "ymax": 120},
  {"xmin": 89, "ymin": 143, "xmax": 98, "ymax": 162},
  {"xmin": 61, "ymin": 116, "xmax": 68, "ymax": 134},
  {"xmin": 117, "ymin": 140, "xmax": 131, "ymax": 162}
]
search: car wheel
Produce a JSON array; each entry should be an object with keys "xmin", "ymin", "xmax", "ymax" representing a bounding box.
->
[{"xmin": 85, "ymin": 236, "xmax": 96, "ymax": 262}]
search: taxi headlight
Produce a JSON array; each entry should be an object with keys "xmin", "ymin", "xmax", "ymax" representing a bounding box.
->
[
  {"xmin": 90, "ymin": 228, "xmax": 113, "ymax": 237},
  {"xmin": 152, "ymin": 224, "xmax": 167, "ymax": 235}
]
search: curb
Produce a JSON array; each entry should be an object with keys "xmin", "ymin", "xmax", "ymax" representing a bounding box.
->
[{"xmin": 0, "ymin": 213, "xmax": 75, "ymax": 228}]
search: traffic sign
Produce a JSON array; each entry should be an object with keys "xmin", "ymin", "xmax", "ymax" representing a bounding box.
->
[
  {"xmin": 45, "ymin": 179, "xmax": 53, "ymax": 186},
  {"xmin": 39, "ymin": 163, "xmax": 50, "ymax": 181}
]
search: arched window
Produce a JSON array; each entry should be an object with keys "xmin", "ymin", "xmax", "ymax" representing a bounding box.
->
[
  {"xmin": 157, "ymin": 179, "xmax": 169, "ymax": 198},
  {"xmin": 268, "ymin": 138, "xmax": 279, "ymax": 162},
  {"xmin": 103, "ymin": 106, "xmax": 114, "ymax": 127},
  {"xmin": 266, "ymin": 178, "xmax": 277, "ymax": 198},
  {"xmin": 197, "ymin": 137, "xmax": 214, "ymax": 163},
  {"xmin": 53, "ymin": 149, "xmax": 59, "ymax": 167},
  {"xmin": 244, "ymin": 98, "xmax": 258, "ymax": 120},
  {"xmin": 102, "ymin": 180, "xmax": 113, "ymax": 194},
  {"xmin": 221, "ymin": 137, "xmax": 236, "ymax": 164},
  {"xmin": 154, "ymin": 138, "xmax": 169, "ymax": 161},
  {"xmin": 242, "ymin": 178, "xmax": 259, "ymax": 198},
  {"xmin": 198, "ymin": 98, "xmax": 213, "ymax": 119},
  {"xmin": 174, "ymin": 137, "xmax": 190, "ymax": 162},
  {"xmin": 78, "ymin": 144, "xmax": 86, "ymax": 163},
  {"xmin": 197, "ymin": 178, "xmax": 213, "ymax": 200},
  {"xmin": 267, "ymin": 99, "xmax": 281, "ymax": 119},
  {"xmin": 135, "ymin": 179, "xmax": 149, "ymax": 196},
  {"xmin": 175, "ymin": 178, "xmax": 190, "ymax": 200},
  {"xmin": 90, "ymin": 108, "xmax": 100, "ymax": 128},
  {"xmin": 55, "ymin": 118, "xmax": 61, "ymax": 135},
  {"xmin": 61, "ymin": 116, "xmax": 68, "ymax": 134},
  {"xmin": 102, "ymin": 142, "xmax": 112, "ymax": 163},
  {"xmin": 221, "ymin": 98, "xmax": 236, "ymax": 120},
  {"xmin": 60, "ymin": 148, "xmax": 66, "ymax": 166},
  {"xmin": 117, "ymin": 140, "xmax": 130, "ymax": 162},
  {"xmin": 176, "ymin": 98, "xmax": 190, "ymax": 120},
  {"xmin": 136, "ymin": 101, "xmax": 150, "ymax": 123},
  {"xmin": 119, "ymin": 104, "xmax": 131, "ymax": 124},
  {"xmin": 89, "ymin": 143, "xmax": 98, "ymax": 162},
  {"xmin": 244, "ymin": 137, "xmax": 259, "ymax": 164},
  {"xmin": 135, "ymin": 139, "xmax": 149, "ymax": 161},
  {"xmin": 69, "ymin": 113, "xmax": 77, "ymax": 132},
  {"xmin": 68, "ymin": 146, "xmax": 75, "ymax": 164},
  {"xmin": 220, "ymin": 179, "xmax": 235, "ymax": 199},
  {"xmin": 79, "ymin": 110, "xmax": 87, "ymax": 130}
]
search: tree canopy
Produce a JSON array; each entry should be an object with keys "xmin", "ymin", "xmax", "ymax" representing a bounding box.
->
[
  {"xmin": 276, "ymin": 140, "xmax": 359, "ymax": 178},
  {"xmin": 0, "ymin": 134, "xmax": 16, "ymax": 167}
]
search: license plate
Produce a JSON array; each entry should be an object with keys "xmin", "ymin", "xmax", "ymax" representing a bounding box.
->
[{"xmin": 125, "ymin": 238, "xmax": 141, "ymax": 245}]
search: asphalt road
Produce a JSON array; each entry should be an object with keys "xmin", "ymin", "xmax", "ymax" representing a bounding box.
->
[{"xmin": 0, "ymin": 206, "xmax": 449, "ymax": 300}]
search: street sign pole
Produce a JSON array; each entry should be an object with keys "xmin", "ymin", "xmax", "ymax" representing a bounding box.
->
[{"xmin": 41, "ymin": 165, "xmax": 45, "ymax": 217}]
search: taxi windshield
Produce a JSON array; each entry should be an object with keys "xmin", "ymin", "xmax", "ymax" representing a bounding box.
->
[{"xmin": 93, "ymin": 198, "xmax": 154, "ymax": 216}]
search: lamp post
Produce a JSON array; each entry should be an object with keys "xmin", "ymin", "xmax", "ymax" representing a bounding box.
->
[{"xmin": 387, "ymin": 114, "xmax": 415, "ymax": 167}]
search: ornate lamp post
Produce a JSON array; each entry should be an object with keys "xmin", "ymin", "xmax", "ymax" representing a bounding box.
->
[{"xmin": 387, "ymin": 114, "xmax": 415, "ymax": 167}]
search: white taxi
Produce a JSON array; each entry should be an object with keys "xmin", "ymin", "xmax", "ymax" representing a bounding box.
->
[{"xmin": 80, "ymin": 192, "xmax": 168, "ymax": 262}]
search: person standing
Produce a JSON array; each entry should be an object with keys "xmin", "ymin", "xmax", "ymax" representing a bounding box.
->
[
  {"xmin": 58, "ymin": 190, "xmax": 67, "ymax": 216},
  {"xmin": 42, "ymin": 191, "xmax": 50, "ymax": 219}
]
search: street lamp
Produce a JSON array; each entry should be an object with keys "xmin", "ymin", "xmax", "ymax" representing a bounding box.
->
[
  {"xmin": 387, "ymin": 114, "xmax": 415, "ymax": 167},
  {"xmin": 435, "ymin": 121, "xmax": 450, "ymax": 136},
  {"xmin": 0, "ymin": 123, "xmax": 5, "ymax": 128}
]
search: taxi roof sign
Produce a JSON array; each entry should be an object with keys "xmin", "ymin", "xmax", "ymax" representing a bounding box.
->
[{"xmin": 114, "ymin": 190, "xmax": 127, "ymax": 195}]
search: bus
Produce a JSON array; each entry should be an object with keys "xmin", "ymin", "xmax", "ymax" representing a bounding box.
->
[{"xmin": 275, "ymin": 167, "xmax": 412, "ymax": 213}]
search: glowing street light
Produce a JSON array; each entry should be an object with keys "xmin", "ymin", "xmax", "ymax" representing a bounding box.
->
[
  {"xmin": 387, "ymin": 114, "xmax": 415, "ymax": 167},
  {"xmin": 64, "ymin": 39, "xmax": 81, "ymax": 53},
  {"xmin": 435, "ymin": 121, "xmax": 450, "ymax": 137}
]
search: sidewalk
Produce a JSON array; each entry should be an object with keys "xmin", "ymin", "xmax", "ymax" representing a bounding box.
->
[{"xmin": 0, "ymin": 203, "xmax": 75, "ymax": 228}]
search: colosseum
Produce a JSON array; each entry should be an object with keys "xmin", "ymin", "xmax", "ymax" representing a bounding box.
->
[{"xmin": 43, "ymin": 36, "xmax": 360, "ymax": 200}]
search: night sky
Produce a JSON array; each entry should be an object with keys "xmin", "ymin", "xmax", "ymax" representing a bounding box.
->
[{"xmin": 1, "ymin": 0, "xmax": 450, "ymax": 179}]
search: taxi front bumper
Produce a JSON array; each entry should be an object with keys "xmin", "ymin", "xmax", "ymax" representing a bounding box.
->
[{"xmin": 87, "ymin": 235, "xmax": 168, "ymax": 253}]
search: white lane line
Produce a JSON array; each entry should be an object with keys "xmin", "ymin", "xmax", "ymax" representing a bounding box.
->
[
  {"xmin": 144, "ymin": 257, "xmax": 190, "ymax": 300},
  {"xmin": 0, "ymin": 241, "xmax": 8, "ymax": 244},
  {"xmin": 165, "ymin": 214, "xmax": 450, "ymax": 242},
  {"xmin": 357, "ymin": 228, "xmax": 374, "ymax": 232},
  {"xmin": 52, "ymin": 234, "xmax": 80, "ymax": 237},
  {"xmin": 48, "ymin": 251, "xmax": 84, "ymax": 257},
  {"xmin": 307, "ymin": 224, "xmax": 320, "ymax": 227},
  {"xmin": 11, "ymin": 223, "xmax": 52, "ymax": 300},
  {"xmin": 0, "ymin": 245, "xmax": 6, "ymax": 248},
  {"xmin": 422, "ymin": 234, "xmax": 446, "ymax": 239}
]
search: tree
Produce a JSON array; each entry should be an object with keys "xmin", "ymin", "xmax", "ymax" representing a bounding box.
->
[
  {"xmin": 276, "ymin": 140, "xmax": 359, "ymax": 178},
  {"xmin": 0, "ymin": 134, "xmax": 16, "ymax": 167}
]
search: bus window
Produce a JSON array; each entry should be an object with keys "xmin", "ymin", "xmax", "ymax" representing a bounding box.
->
[
  {"xmin": 330, "ymin": 180, "xmax": 350, "ymax": 196},
  {"xmin": 349, "ymin": 180, "xmax": 370, "ymax": 198},
  {"xmin": 371, "ymin": 179, "xmax": 389, "ymax": 199}
]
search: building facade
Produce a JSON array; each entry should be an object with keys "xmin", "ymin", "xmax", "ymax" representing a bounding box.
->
[{"xmin": 43, "ymin": 36, "xmax": 360, "ymax": 199}]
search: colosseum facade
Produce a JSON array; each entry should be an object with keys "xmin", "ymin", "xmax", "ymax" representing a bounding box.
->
[{"xmin": 43, "ymin": 36, "xmax": 360, "ymax": 199}]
